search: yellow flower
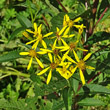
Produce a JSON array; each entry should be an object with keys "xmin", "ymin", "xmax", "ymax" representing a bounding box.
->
[
  {"xmin": 40, "ymin": 43, "xmax": 61, "ymax": 61},
  {"xmin": 22, "ymin": 31, "xmax": 32, "ymax": 41},
  {"xmin": 56, "ymin": 62, "xmax": 74, "ymax": 80},
  {"xmin": 51, "ymin": 26, "xmax": 74, "ymax": 47},
  {"xmin": 65, "ymin": 50, "xmax": 95, "ymax": 85},
  {"xmin": 26, "ymin": 23, "xmax": 42, "ymax": 37},
  {"xmin": 63, "ymin": 14, "xmax": 81, "ymax": 33},
  {"xmin": 74, "ymin": 24, "xmax": 86, "ymax": 35},
  {"xmin": 19, "ymin": 49, "xmax": 46, "ymax": 70},
  {"xmin": 56, "ymin": 40, "xmax": 88, "ymax": 61},
  {"xmin": 26, "ymin": 23, "xmax": 53, "ymax": 49},
  {"xmin": 37, "ymin": 53, "xmax": 60, "ymax": 84}
]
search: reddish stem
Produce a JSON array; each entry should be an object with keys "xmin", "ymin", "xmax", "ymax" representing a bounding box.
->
[
  {"xmin": 56, "ymin": 0, "xmax": 68, "ymax": 13},
  {"xmin": 87, "ymin": 72, "xmax": 101, "ymax": 84},
  {"xmin": 94, "ymin": 7, "xmax": 108, "ymax": 29},
  {"xmin": 42, "ymin": 14, "xmax": 50, "ymax": 29}
]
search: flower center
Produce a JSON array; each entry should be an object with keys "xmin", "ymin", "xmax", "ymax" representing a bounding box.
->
[
  {"xmin": 62, "ymin": 66, "xmax": 67, "ymax": 73},
  {"xmin": 29, "ymin": 50, "xmax": 37, "ymax": 57},
  {"xmin": 68, "ymin": 20, "xmax": 73, "ymax": 27},
  {"xmin": 38, "ymin": 34, "xmax": 42, "ymax": 41},
  {"xmin": 50, "ymin": 63, "xmax": 57, "ymax": 69},
  {"xmin": 77, "ymin": 60, "xmax": 86, "ymax": 70},
  {"xmin": 34, "ymin": 32, "xmax": 38, "ymax": 37},
  {"xmin": 70, "ymin": 43, "xmax": 76, "ymax": 50},
  {"xmin": 53, "ymin": 49, "xmax": 59, "ymax": 55},
  {"xmin": 56, "ymin": 33, "xmax": 61, "ymax": 41}
]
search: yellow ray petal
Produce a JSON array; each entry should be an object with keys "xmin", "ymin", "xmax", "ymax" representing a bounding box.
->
[
  {"xmin": 86, "ymin": 65, "xmax": 95, "ymax": 70},
  {"xmin": 61, "ymin": 39, "xmax": 68, "ymax": 46},
  {"xmin": 56, "ymin": 46, "xmax": 65, "ymax": 49},
  {"xmin": 73, "ymin": 17, "xmax": 81, "ymax": 23},
  {"xmin": 37, "ymin": 51, "xmax": 47, "ymax": 54},
  {"xmin": 62, "ymin": 35, "xmax": 68, "ymax": 38},
  {"xmin": 35, "ymin": 57, "xmax": 44, "ymax": 68},
  {"xmin": 63, "ymin": 27, "xmax": 70, "ymax": 35},
  {"xmin": 38, "ymin": 24, "xmax": 42, "ymax": 34},
  {"xmin": 65, "ymin": 14, "xmax": 70, "ymax": 22},
  {"xmin": 60, "ymin": 47, "xmax": 69, "ymax": 52},
  {"xmin": 40, "ymin": 48, "xmax": 52, "ymax": 53},
  {"xmin": 53, "ymin": 39, "xmax": 57, "ymax": 48},
  {"xmin": 27, "ymin": 57, "xmax": 33, "ymax": 70},
  {"xmin": 66, "ymin": 55, "xmax": 77, "ymax": 64},
  {"xmin": 23, "ymin": 32, "xmax": 32, "ymax": 40},
  {"xmin": 41, "ymin": 40, "xmax": 47, "ymax": 48},
  {"xmin": 59, "ymin": 26, "xmax": 67, "ymax": 35},
  {"xmin": 68, "ymin": 34, "xmax": 75, "ymax": 38},
  {"xmin": 73, "ymin": 25, "xmax": 82, "ymax": 28},
  {"xmin": 19, "ymin": 52, "xmax": 29, "ymax": 55},
  {"xmin": 26, "ymin": 29, "xmax": 34, "ymax": 34},
  {"xmin": 32, "ymin": 40, "xmax": 39, "ymax": 49},
  {"xmin": 34, "ymin": 23, "xmax": 37, "ymax": 32},
  {"xmin": 26, "ymin": 39, "xmax": 37, "ymax": 45},
  {"xmin": 56, "ymin": 27, "xmax": 60, "ymax": 33},
  {"xmin": 37, "ymin": 67, "xmax": 50, "ymax": 75},
  {"xmin": 73, "ymin": 50, "xmax": 80, "ymax": 62},
  {"xmin": 47, "ymin": 69, "xmax": 52, "ymax": 84},
  {"xmin": 71, "ymin": 66, "xmax": 77, "ymax": 75},
  {"xmin": 48, "ymin": 53, "xmax": 53, "ymax": 63},
  {"xmin": 56, "ymin": 68, "xmax": 62, "ymax": 73},
  {"xmin": 43, "ymin": 32, "xmax": 53, "ymax": 37},
  {"xmin": 83, "ymin": 53, "xmax": 92, "ymax": 61},
  {"xmin": 63, "ymin": 15, "xmax": 67, "ymax": 27},
  {"xmin": 79, "ymin": 69, "xmax": 85, "ymax": 85}
]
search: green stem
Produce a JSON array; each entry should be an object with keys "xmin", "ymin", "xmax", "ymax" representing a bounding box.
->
[
  {"xmin": 0, "ymin": 70, "xmax": 30, "ymax": 78},
  {"xmin": 0, "ymin": 74, "xmax": 11, "ymax": 80},
  {"xmin": 27, "ymin": 0, "xmax": 34, "ymax": 24}
]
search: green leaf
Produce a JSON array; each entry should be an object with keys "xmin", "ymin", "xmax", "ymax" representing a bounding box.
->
[
  {"xmin": 0, "ymin": 50, "xmax": 23, "ymax": 63},
  {"xmin": 69, "ymin": 77, "xmax": 79, "ymax": 93},
  {"xmin": 17, "ymin": 14, "xmax": 32, "ymax": 28},
  {"xmin": 34, "ymin": 79, "xmax": 68, "ymax": 96},
  {"xmin": 96, "ymin": 52, "xmax": 110, "ymax": 74},
  {"xmin": 8, "ymin": 27, "xmax": 25, "ymax": 42},
  {"xmin": 108, "ymin": 0, "xmax": 110, "ymax": 4},
  {"xmin": 78, "ymin": 98, "xmax": 105, "ymax": 106},
  {"xmin": 78, "ymin": 84, "xmax": 110, "ymax": 95},
  {"xmin": 62, "ymin": 87, "xmax": 69, "ymax": 110},
  {"xmin": 85, "ymin": 31, "xmax": 110, "ymax": 45},
  {"xmin": 25, "ymin": 97, "xmax": 37, "ymax": 110},
  {"xmin": 30, "ymin": 73, "xmax": 41, "ymax": 84},
  {"xmin": 45, "ymin": 0, "xmax": 59, "ymax": 14},
  {"xmin": 0, "ymin": 99, "xmax": 27, "ymax": 110},
  {"xmin": 52, "ymin": 100, "xmax": 65, "ymax": 110}
]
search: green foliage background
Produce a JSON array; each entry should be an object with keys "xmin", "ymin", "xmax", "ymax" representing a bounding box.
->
[{"xmin": 0, "ymin": 0, "xmax": 110, "ymax": 110}]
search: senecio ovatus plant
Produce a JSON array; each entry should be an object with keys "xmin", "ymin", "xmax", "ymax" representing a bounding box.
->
[{"xmin": 20, "ymin": 14, "xmax": 95, "ymax": 85}]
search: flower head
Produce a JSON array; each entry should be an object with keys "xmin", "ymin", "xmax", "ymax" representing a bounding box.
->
[
  {"xmin": 51, "ymin": 26, "xmax": 74, "ymax": 48},
  {"xmin": 37, "ymin": 53, "xmax": 60, "ymax": 84},
  {"xmin": 19, "ymin": 49, "xmax": 46, "ymax": 70},
  {"xmin": 63, "ymin": 14, "xmax": 81, "ymax": 33},
  {"xmin": 56, "ymin": 62, "xmax": 74, "ymax": 80},
  {"xmin": 26, "ymin": 23, "xmax": 53, "ymax": 49},
  {"xmin": 56, "ymin": 40, "xmax": 88, "ymax": 61},
  {"xmin": 26, "ymin": 23, "xmax": 42, "ymax": 37},
  {"xmin": 66, "ymin": 50, "xmax": 95, "ymax": 85},
  {"xmin": 74, "ymin": 24, "xmax": 86, "ymax": 35}
]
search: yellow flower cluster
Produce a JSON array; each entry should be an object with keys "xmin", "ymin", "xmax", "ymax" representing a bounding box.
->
[{"xmin": 20, "ymin": 14, "xmax": 95, "ymax": 85}]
